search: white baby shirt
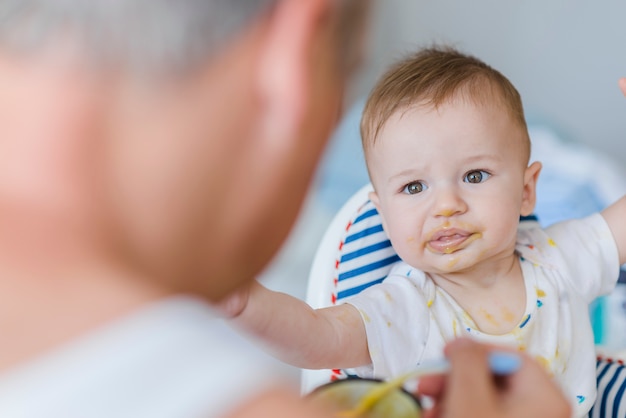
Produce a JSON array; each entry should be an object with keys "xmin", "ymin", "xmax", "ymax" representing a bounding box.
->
[{"xmin": 346, "ymin": 213, "xmax": 620, "ymax": 417}]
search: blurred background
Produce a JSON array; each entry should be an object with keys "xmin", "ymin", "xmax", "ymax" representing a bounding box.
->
[{"xmin": 259, "ymin": 0, "xmax": 626, "ymax": 380}]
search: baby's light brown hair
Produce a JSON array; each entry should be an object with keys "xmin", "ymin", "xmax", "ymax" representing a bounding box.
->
[{"xmin": 361, "ymin": 46, "xmax": 531, "ymax": 163}]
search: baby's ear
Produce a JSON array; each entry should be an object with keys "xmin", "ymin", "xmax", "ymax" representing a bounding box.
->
[
  {"xmin": 368, "ymin": 190, "xmax": 381, "ymax": 212},
  {"xmin": 520, "ymin": 161, "xmax": 542, "ymax": 216},
  {"xmin": 368, "ymin": 190, "xmax": 388, "ymax": 232}
]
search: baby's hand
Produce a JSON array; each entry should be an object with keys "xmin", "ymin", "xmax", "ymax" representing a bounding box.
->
[
  {"xmin": 214, "ymin": 284, "xmax": 252, "ymax": 318},
  {"xmin": 619, "ymin": 78, "xmax": 626, "ymax": 97}
]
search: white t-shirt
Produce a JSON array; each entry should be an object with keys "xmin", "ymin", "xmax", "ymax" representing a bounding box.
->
[
  {"xmin": 347, "ymin": 213, "xmax": 620, "ymax": 417},
  {"xmin": 0, "ymin": 297, "xmax": 282, "ymax": 418}
]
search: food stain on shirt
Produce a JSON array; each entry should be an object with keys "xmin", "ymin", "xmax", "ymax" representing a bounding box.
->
[
  {"xmin": 547, "ymin": 238, "xmax": 557, "ymax": 247},
  {"xmin": 535, "ymin": 288, "xmax": 546, "ymax": 308},
  {"xmin": 534, "ymin": 350, "xmax": 564, "ymax": 376},
  {"xmin": 535, "ymin": 355, "xmax": 552, "ymax": 375},
  {"xmin": 360, "ymin": 309, "xmax": 371, "ymax": 323},
  {"xmin": 461, "ymin": 310, "xmax": 474, "ymax": 325}
]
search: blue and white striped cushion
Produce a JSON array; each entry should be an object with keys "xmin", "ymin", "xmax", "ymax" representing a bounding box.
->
[
  {"xmin": 335, "ymin": 201, "xmax": 400, "ymax": 303},
  {"xmin": 590, "ymin": 356, "xmax": 626, "ymax": 418}
]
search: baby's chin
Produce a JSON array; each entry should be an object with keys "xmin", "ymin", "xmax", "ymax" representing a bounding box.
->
[
  {"xmin": 404, "ymin": 252, "xmax": 481, "ymax": 276},
  {"xmin": 416, "ymin": 245, "xmax": 518, "ymax": 278}
]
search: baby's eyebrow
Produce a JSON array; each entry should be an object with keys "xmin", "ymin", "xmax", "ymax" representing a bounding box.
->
[
  {"xmin": 461, "ymin": 154, "xmax": 503, "ymax": 165},
  {"xmin": 388, "ymin": 168, "xmax": 422, "ymax": 184}
]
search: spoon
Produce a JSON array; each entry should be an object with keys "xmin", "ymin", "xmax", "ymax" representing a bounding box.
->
[{"xmin": 335, "ymin": 351, "xmax": 522, "ymax": 417}]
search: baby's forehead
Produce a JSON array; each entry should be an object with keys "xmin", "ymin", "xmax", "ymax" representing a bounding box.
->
[
  {"xmin": 379, "ymin": 95, "xmax": 520, "ymax": 136},
  {"xmin": 365, "ymin": 98, "xmax": 530, "ymax": 164},
  {"xmin": 369, "ymin": 85, "xmax": 510, "ymax": 136}
]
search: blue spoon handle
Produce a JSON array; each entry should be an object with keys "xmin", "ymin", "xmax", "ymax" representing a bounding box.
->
[
  {"xmin": 487, "ymin": 351, "xmax": 522, "ymax": 375},
  {"xmin": 412, "ymin": 350, "xmax": 522, "ymax": 379}
]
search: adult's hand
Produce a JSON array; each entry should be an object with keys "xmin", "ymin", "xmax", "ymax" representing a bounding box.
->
[
  {"xmin": 418, "ymin": 339, "xmax": 571, "ymax": 418},
  {"xmin": 619, "ymin": 78, "xmax": 626, "ymax": 96}
]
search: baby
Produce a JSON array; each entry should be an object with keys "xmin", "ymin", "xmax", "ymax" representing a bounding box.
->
[{"xmin": 225, "ymin": 46, "xmax": 626, "ymax": 417}]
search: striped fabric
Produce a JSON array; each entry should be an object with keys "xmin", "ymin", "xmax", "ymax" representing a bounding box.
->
[
  {"xmin": 591, "ymin": 356, "xmax": 626, "ymax": 418},
  {"xmin": 302, "ymin": 186, "xmax": 626, "ymax": 416},
  {"xmin": 335, "ymin": 201, "xmax": 400, "ymax": 303}
]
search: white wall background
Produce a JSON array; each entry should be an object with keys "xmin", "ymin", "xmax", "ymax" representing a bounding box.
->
[{"xmin": 355, "ymin": 0, "xmax": 626, "ymax": 163}]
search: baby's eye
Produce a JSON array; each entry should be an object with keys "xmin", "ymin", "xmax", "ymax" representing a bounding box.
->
[
  {"xmin": 403, "ymin": 181, "xmax": 427, "ymax": 194},
  {"xmin": 464, "ymin": 170, "xmax": 491, "ymax": 184}
]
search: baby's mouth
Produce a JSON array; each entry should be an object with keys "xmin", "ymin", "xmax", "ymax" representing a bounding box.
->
[{"xmin": 426, "ymin": 229, "xmax": 481, "ymax": 254}]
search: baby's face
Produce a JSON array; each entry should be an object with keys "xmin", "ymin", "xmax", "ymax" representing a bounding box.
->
[{"xmin": 367, "ymin": 99, "xmax": 539, "ymax": 275}]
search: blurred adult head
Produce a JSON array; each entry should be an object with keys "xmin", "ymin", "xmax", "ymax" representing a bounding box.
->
[{"xmin": 0, "ymin": 0, "xmax": 370, "ymax": 305}]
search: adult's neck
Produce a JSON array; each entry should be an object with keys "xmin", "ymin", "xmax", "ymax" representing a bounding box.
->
[{"xmin": 0, "ymin": 202, "xmax": 169, "ymax": 372}]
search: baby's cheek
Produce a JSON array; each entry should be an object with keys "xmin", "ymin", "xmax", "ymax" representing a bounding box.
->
[
  {"xmin": 404, "ymin": 233, "xmax": 425, "ymax": 250},
  {"xmin": 394, "ymin": 241, "xmax": 422, "ymax": 267}
]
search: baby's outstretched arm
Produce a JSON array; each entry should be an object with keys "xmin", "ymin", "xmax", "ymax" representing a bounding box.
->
[
  {"xmin": 602, "ymin": 195, "xmax": 626, "ymax": 266},
  {"xmin": 221, "ymin": 281, "xmax": 370, "ymax": 370}
]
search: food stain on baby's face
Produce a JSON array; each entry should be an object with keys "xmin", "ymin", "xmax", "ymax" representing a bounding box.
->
[
  {"xmin": 440, "ymin": 232, "xmax": 482, "ymax": 254},
  {"xmin": 446, "ymin": 257, "xmax": 459, "ymax": 269},
  {"xmin": 423, "ymin": 221, "xmax": 482, "ymax": 255},
  {"xmin": 443, "ymin": 242, "xmax": 490, "ymax": 269}
]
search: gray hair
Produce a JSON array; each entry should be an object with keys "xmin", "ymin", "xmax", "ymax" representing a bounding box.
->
[{"xmin": 0, "ymin": 0, "xmax": 275, "ymax": 74}]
